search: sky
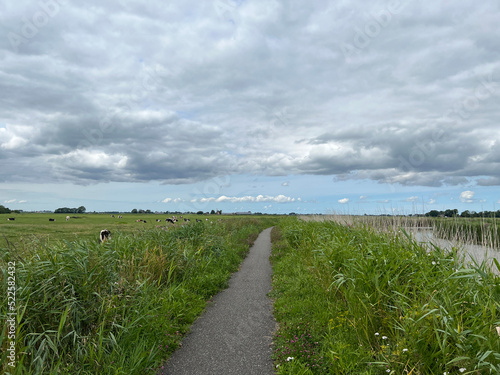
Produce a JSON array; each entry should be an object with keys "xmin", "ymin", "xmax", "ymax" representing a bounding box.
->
[{"xmin": 1, "ymin": 0, "xmax": 500, "ymax": 215}]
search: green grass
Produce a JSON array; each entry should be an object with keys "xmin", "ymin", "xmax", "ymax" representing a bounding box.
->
[
  {"xmin": 0, "ymin": 213, "xmax": 229, "ymax": 246},
  {"xmin": 0, "ymin": 215, "xmax": 277, "ymax": 374},
  {"xmin": 270, "ymin": 218, "xmax": 500, "ymax": 374}
]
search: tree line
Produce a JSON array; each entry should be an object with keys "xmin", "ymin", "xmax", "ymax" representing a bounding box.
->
[
  {"xmin": 54, "ymin": 206, "xmax": 86, "ymax": 214},
  {"xmin": 425, "ymin": 209, "xmax": 500, "ymax": 218}
]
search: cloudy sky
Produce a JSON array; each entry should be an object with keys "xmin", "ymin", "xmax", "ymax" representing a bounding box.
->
[{"xmin": 1, "ymin": 0, "xmax": 500, "ymax": 214}]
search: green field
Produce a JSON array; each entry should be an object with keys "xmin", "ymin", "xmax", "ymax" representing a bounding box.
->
[
  {"xmin": 0, "ymin": 213, "xmax": 222, "ymax": 247},
  {"xmin": 1, "ymin": 213, "xmax": 278, "ymax": 374},
  {"xmin": 2, "ymin": 214, "xmax": 500, "ymax": 374}
]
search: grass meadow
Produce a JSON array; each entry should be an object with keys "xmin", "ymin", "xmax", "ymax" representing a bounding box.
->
[
  {"xmin": 2, "ymin": 213, "xmax": 500, "ymax": 374},
  {"xmin": 0, "ymin": 213, "xmax": 277, "ymax": 374},
  {"xmin": 270, "ymin": 218, "xmax": 500, "ymax": 374}
]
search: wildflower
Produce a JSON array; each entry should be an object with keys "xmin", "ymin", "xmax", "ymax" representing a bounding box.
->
[
  {"xmin": 432, "ymin": 261, "xmax": 436, "ymax": 265},
  {"xmin": 375, "ymin": 332, "xmax": 380, "ymax": 336},
  {"xmin": 459, "ymin": 369, "xmax": 466, "ymax": 373},
  {"xmin": 403, "ymin": 348, "xmax": 408, "ymax": 352},
  {"xmin": 386, "ymin": 369, "xmax": 391, "ymax": 373},
  {"xmin": 382, "ymin": 336, "xmax": 388, "ymax": 340},
  {"xmin": 287, "ymin": 357, "xmax": 294, "ymax": 361}
]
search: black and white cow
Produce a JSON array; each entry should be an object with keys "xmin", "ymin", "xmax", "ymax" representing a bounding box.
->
[
  {"xmin": 49, "ymin": 218, "xmax": 55, "ymax": 221},
  {"xmin": 99, "ymin": 229, "xmax": 111, "ymax": 243},
  {"xmin": 7, "ymin": 218, "xmax": 15, "ymax": 221}
]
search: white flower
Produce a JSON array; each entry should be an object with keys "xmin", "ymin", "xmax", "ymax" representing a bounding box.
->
[
  {"xmin": 386, "ymin": 369, "xmax": 391, "ymax": 373},
  {"xmin": 459, "ymin": 368, "xmax": 466, "ymax": 373},
  {"xmin": 443, "ymin": 372, "xmax": 447, "ymax": 375},
  {"xmin": 432, "ymin": 261, "xmax": 436, "ymax": 265},
  {"xmin": 287, "ymin": 357, "xmax": 294, "ymax": 361},
  {"xmin": 375, "ymin": 332, "xmax": 380, "ymax": 336},
  {"xmin": 382, "ymin": 336, "xmax": 388, "ymax": 340},
  {"xmin": 403, "ymin": 348, "xmax": 408, "ymax": 352}
]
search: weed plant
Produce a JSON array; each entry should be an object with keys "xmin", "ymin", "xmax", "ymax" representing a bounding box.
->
[
  {"xmin": 0, "ymin": 217, "xmax": 276, "ymax": 374},
  {"xmin": 271, "ymin": 218, "xmax": 500, "ymax": 374}
]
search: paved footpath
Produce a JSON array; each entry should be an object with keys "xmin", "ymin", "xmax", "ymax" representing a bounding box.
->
[{"xmin": 158, "ymin": 227, "xmax": 276, "ymax": 375}]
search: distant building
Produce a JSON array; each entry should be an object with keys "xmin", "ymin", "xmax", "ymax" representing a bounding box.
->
[{"xmin": 233, "ymin": 211, "xmax": 252, "ymax": 215}]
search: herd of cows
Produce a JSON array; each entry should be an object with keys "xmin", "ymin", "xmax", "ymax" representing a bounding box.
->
[
  {"xmin": 5, "ymin": 215, "xmax": 208, "ymax": 223},
  {"xmin": 6, "ymin": 214, "xmax": 216, "ymax": 243}
]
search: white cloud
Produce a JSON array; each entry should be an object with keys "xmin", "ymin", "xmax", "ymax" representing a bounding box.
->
[
  {"xmin": 460, "ymin": 190, "xmax": 475, "ymax": 203},
  {"xmin": 405, "ymin": 196, "xmax": 419, "ymax": 202},
  {"xmin": 4, "ymin": 199, "xmax": 16, "ymax": 203},
  {"xmin": 338, "ymin": 198, "xmax": 350, "ymax": 204},
  {"xmin": 428, "ymin": 198, "xmax": 436, "ymax": 204},
  {"xmin": 162, "ymin": 198, "xmax": 183, "ymax": 203},
  {"xmin": 192, "ymin": 194, "xmax": 297, "ymax": 204}
]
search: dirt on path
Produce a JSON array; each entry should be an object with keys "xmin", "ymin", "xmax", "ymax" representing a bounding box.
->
[{"xmin": 158, "ymin": 227, "xmax": 276, "ymax": 375}]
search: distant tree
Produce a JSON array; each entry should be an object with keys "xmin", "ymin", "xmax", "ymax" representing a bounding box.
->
[
  {"xmin": 131, "ymin": 208, "xmax": 138, "ymax": 214},
  {"xmin": 0, "ymin": 205, "xmax": 11, "ymax": 214},
  {"xmin": 55, "ymin": 206, "xmax": 86, "ymax": 214},
  {"xmin": 210, "ymin": 209, "xmax": 216, "ymax": 215},
  {"xmin": 461, "ymin": 210, "xmax": 471, "ymax": 218},
  {"xmin": 425, "ymin": 210, "xmax": 440, "ymax": 217},
  {"xmin": 444, "ymin": 209, "xmax": 458, "ymax": 218},
  {"xmin": 196, "ymin": 211, "xmax": 204, "ymax": 215}
]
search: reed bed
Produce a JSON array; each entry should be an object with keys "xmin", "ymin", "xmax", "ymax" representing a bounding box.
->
[
  {"xmin": 0, "ymin": 217, "xmax": 276, "ymax": 374},
  {"xmin": 271, "ymin": 218, "xmax": 500, "ymax": 374},
  {"xmin": 301, "ymin": 214, "xmax": 500, "ymax": 249}
]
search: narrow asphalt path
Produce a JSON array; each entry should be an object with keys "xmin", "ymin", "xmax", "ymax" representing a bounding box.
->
[{"xmin": 158, "ymin": 227, "xmax": 276, "ymax": 375}]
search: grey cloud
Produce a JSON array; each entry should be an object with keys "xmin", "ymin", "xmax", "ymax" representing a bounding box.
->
[{"xmin": 1, "ymin": 0, "xmax": 500, "ymax": 187}]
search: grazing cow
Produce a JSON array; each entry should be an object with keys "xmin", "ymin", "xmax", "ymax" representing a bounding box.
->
[
  {"xmin": 184, "ymin": 218, "xmax": 190, "ymax": 222},
  {"xmin": 136, "ymin": 219, "xmax": 143, "ymax": 222},
  {"xmin": 99, "ymin": 229, "xmax": 111, "ymax": 243},
  {"xmin": 118, "ymin": 215, "xmax": 123, "ymax": 219},
  {"xmin": 7, "ymin": 218, "xmax": 15, "ymax": 221},
  {"xmin": 111, "ymin": 215, "xmax": 115, "ymax": 218},
  {"xmin": 166, "ymin": 218, "xmax": 175, "ymax": 224},
  {"xmin": 156, "ymin": 219, "xmax": 162, "ymax": 222},
  {"xmin": 66, "ymin": 216, "xmax": 70, "ymax": 221},
  {"xmin": 196, "ymin": 219, "xmax": 202, "ymax": 223},
  {"xmin": 49, "ymin": 218, "xmax": 55, "ymax": 221}
]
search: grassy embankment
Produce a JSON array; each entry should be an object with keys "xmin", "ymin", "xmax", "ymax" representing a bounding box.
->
[
  {"xmin": 0, "ymin": 215, "xmax": 277, "ymax": 374},
  {"xmin": 270, "ymin": 218, "xmax": 500, "ymax": 374}
]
